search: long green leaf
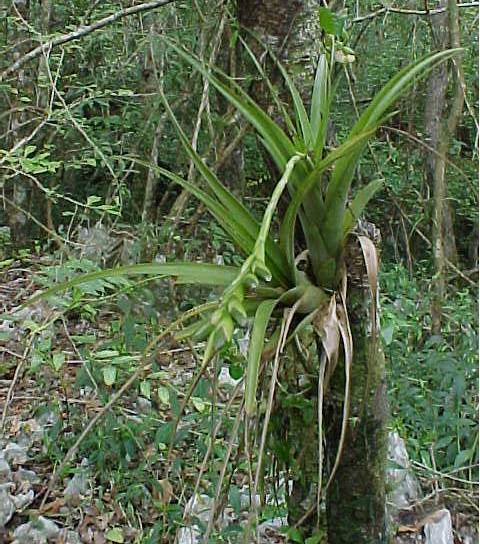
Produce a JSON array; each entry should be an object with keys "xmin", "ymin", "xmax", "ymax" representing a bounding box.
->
[
  {"xmin": 155, "ymin": 168, "xmax": 255, "ymax": 257},
  {"xmin": 164, "ymin": 38, "xmax": 328, "ymax": 258},
  {"xmin": 239, "ymin": 35, "xmax": 296, "ymax": 137},
  {"xmin": 26, "ymin": 263, "xmax": 241, "ymax": 306},
  {"xmin": 245, "ymin": 299, "xmax": 278, "ymax": 416},
  {"xmin": 119, "ymin": 154, "xmax": 289, "ymax": 285},
  {"xmin": 160, "ymin": 91, "xmax": 258, "ymax": 237},
  {"xmin": 274, "ymin": 60, "xmax": 313, "ymax": 147},
  {"xmin": 159, "ymin": 70, "xmax": 291, "ymax": 286},
  {"xmin": 254, "ymin": 154, "xmax": 303, "ymax": 265},
  {"xmin": 310, "ymin": 54, "xmax": 331, "ymax": 161},
  {"xmin": 322, "ymin": 48, "xmax": 462, "ymax": 257},
  {"xmin": 343, "ymin": 179, "xmax": 384, "ymax": 236},
  {"xmin": 163, "ymin": 38, "xmax": 296, "ymax": 173}
]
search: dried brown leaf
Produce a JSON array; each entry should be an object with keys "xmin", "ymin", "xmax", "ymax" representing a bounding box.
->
[{"xmin": 326, "ymin": 293, "xmax": 353, "ymax": 491}]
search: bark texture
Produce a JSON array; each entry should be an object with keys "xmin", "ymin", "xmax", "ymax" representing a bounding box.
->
[
  {"xmin": 238, "ymin": 0, "xmax": 321, "ymax": 111},
  {"xmin": 325, "ymin": 236, "xmax": 388, "ymax": 544},
  {"xmin": 425, "ymin": 0, "xmax": 465, "ymax": 334}
]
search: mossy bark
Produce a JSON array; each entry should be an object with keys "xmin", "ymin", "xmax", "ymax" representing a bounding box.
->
[{"xmin": 325, "ymin": 241, "xmax": 389, "ymax": 543}]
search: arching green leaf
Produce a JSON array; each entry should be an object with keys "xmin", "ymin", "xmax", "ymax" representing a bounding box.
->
[{"xmin": 245, "ymin": 299, "xmax": 278, "ymax": 416}]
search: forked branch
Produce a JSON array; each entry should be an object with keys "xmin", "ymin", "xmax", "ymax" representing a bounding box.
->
[{"xmin": 1, "ymin": 0, "xmax": 175, "ymax": 81}]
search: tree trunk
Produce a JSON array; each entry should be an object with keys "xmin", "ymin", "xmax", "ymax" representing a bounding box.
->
[
  {"xmin": 424, "ymin": 0, "xmax": 464, "ymax": 334},
  {"xmin": 325, "ymin": 235, "xmax": 388, "ymax": 543},
  {"xmin": 237, "ymin": 0, "xmax": 321, "ymax": 192},
  {"xmin": 3, "ymin": 0, "xmax": 55, "ymax": 249},
  {"xmin": 238, "ymin": 3, "xmax": 389, "ymax": 539},
  {"xmin": 4, "ymin": 1, "xmax": 34, "ymax": 248}
]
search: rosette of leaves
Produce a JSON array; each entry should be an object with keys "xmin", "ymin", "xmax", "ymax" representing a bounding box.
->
[{"xmin": 28, "ymin": 36, "xmax": 459, "ymax": 526}]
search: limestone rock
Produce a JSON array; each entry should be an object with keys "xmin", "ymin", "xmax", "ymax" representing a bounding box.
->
[
  {"xmin": 64, "ymin": 468, "xmax": 89, "ymax": 506},
  {"xmin": 0, "ymin": 458, "xmax": 12, "ymax": 484},
  {"xmin": 13, "ymin": 516, "xmax": 60, "ymax": 544},
  {"xmin": 3, "ymin": 443, "xmax": 28, "ymax": 466},
  {"xmin": 387, "ymin": 432, "xmax": 421, "ymax": 510},
  {"xmin": 423, "ymin": 509, "xmax": 454, "ymax": 544},
  {"xmin": 0, "ymin": 486, "xmax": 15, "ymax": 528},
  {"xmin": 12, "ymin": 489, "xmax": 34, "ymax": 510}
]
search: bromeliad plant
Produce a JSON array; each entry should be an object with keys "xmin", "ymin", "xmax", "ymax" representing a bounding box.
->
[{"xmin": 28, "ymin": 37, "xmax": 459, "ymax": 534}]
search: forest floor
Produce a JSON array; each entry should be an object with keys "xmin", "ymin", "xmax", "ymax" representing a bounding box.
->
[{"xmin": 0, "ymin": 257, "xmax": 478, "ymax": 543}]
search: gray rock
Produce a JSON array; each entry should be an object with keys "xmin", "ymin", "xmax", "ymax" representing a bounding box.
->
[
  {"xmin": 3, "ymin": 443, "xmax": 28, "ymax": 466},
  {"xmin": 258, "ymin": 516, "xmax": 288, "ymax": 541},
  {"xmin": 387, "ymin": 432, "xmax": 421, "ymax": 510},
  {"xmin": 12, "ymin": 489, "xmax": 34, "ymax": 510},
  {"xmin": 35, "ymin": 411, "xmax": 59, "ymax": 428},
  {"xmin": 237, "ymin": 331, "xmax": 250, "ymax": 358},
  {"xmin": 423, "ymin": 509, "xmax": 454, "ymax": 544},
  {"xmin": 64, "ymin": 470, "xmax": 89, "ymax": 506},
  {"xmin": 184, "ymin": 494, "xmax": 214, "ymax": 525},
  {"xmin": 14, "ymin": 468, "xmax": 40, "ymax": 485},
  {"xmin": 0, "ymin": 486, "xmax": 15, "ymax": 528},
  {"xmin": 77, "ymin": 224, "xmax": 116, "ymax": 265},
  {"xmin": 13, "ymin": 516, "xmax": 60, "ymax": 543},
  {"xmin": 0, "ymin": 458, "xmax": 12, "ymax": 483},
  {"xmin": 19, "ymin": 419, "xmax": 44, "ymax": 445},
  {"xmin": 177, "ymin": 494, "xmax": 223, "ymax": 544},
  {"xmin": 135, "ymin": 397, "xmax": 152, "ymax": 414}
]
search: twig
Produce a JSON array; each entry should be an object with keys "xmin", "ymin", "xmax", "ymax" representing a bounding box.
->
[
  {"xmin": 1, "ymin": 0, "xmax": 176, "ymax": 81},
  {"xmin": 62, "ymin": 318, "xmax": 98, "ymax": 392},
  {"xmin": 38, "ymin": 302, "xmax": 214, "ymax": 508},
  {"xmin": 166, "ymin": 9, "xmax": 227, "ymax": 247},
  {"xmin": 1, "ymin": 195, "xmax": 74, "ymax": 247},
  {"xmin": 412, "ymin": 460, "xmax": 480, "ymax": 486},
  {"xmin": 352, "ymin": 3, "xmax": 478, "ymax": 23},
  {"xmin": 204, "ymin": 401, "xmax": 244, "ymax": 540},
  {"xmin": 0, "ymin": 312, "xmax": 61, "ymax": 430}
]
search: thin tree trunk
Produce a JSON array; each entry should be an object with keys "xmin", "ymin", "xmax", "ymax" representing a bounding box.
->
[
  {"xmin": 238, "ymin": 3, "xmax": 389, "ymax": 539},
  {"xmin": 325, "ymin": 235, "xmax": 388, "ymax": 544},
  {"xmin": 3, "ymin": 1, "xmax": 56, "ymax": 249},
  {"xmin": 425, "ymin": 0, "xmax": 464, "ymax": 334},
  {"xmin": 4, "ymin": 1, "xmax": 34, "ymax": 248}
]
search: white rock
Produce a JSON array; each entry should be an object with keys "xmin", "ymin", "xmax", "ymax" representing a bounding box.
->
[
  {"xmin": 0, "ymin": 486, "xmax": 15, "ymax": 528},
  {"xmin": 3, "ymin": 443, "xmax": 28, "ymax": 466},
  {"xmin": 135, "ymin": 397, "xmax": 152, "ymax": 414},
  {"xmin": 0, "ymin": 458, "xmax": 12, "ymax": 483},
  {"xmin": 36, "ymin": 411, "xmax": 59, "ymax": 428},
  {"xmin": 258, "ymin": 516, "xmax": 288, "ymax": 539},
  {"xmin": 387, "ymin": 432, "xmax": 421, "ymax": 510},
  {"xmin": 424, "ymin": 509, "xmax": 454, "ymax": 544},
  {"xmin": 184, "ymin": 494, "xmax": 214, "ymax": 525},
  {"xmin": 13, "ymin": 516, "xmax": 60, "ymax": 543},
  {"xmin": 12, "ymin": 489, "xmax": 34, "ymax": 510},
  {"xmin": 14, "ymin": 468, "xmax": 40, "ymax": 485},
  {"xmin": 58, "ymin": 529, "xmax": 82, "ymax": 544},
  {"xmin": 177, "ymin": 494, "xmax": 228, "ymax": 543},
  {"xmin": 237, "ymin": 331, "xmax": 250, "ymax": 358},
  {"xmin": 20, "ymin": 419, "xmax": 45, "ymax": 443},
  {"xmin": 218, "ymin": 367, "xmax": 242, "ymax": 388},
  {"xmin": 64, "ymin": 470, "xmax": 89, "ymax": 506}
]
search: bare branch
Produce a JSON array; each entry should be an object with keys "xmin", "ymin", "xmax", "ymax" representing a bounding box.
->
[
  {"xmin": 352, "ymin": 2, "xmax": 478, "ymax": 23},
  {"xmin": 0, "ymin": 0, "xmax": 175, "ymax": 81}
]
